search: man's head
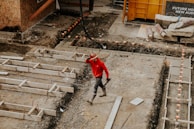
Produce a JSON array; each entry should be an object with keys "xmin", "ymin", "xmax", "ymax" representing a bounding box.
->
[{"xmin": 90, "ymin": 53, "xmax": 97, "ymax": 61}]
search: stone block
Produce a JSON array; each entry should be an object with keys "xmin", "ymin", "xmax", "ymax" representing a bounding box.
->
[
  {"xmin": 180, "ymin": 36, "xmax": 194, "ymax": 44},
  {"xmin": 153, "ymin": 28, "xmax": 178, "ymax": 42},
  {"xmin": 168, "ymin": 24, "xmax": 194, "ymax": 37},
  {"xmin": 155, "ymin": 14, "xmax": 179, "ymax": 29}
]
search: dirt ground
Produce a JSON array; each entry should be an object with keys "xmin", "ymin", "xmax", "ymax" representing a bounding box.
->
[{"xmin": 0, "ymin": 0, "xmax": 194, "ymax": 129}]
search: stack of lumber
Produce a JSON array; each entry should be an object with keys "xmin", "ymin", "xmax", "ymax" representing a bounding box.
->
[{"xmin": 147, "ymin": 14, "xmax": 194, "ymax": 43}]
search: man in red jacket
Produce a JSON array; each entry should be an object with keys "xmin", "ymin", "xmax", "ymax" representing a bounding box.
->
[{"xmin": 86, "ymin": 53, "xmax": 110, "ymax": 105}]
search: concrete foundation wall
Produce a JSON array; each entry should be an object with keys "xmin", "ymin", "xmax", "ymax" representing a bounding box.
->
[{"xmin": 0, "ymin": 0, "xmax": 56, "ymax": 32}]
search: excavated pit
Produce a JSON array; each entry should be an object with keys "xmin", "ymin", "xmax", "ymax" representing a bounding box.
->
[
  {"xmin": 0, "ymin": 8, "xmax": 194, "ymax": 129},
  {"xmin": 0, "ymin": 42, "xmax": 31, "ymax": 55},
  {"xmin": 147, "ymin": 63, "xmax": 169, "ymax": 129}
]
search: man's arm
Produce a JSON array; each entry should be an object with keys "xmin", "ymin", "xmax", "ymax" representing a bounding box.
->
[
  {"xmin": 86, "ymin": 55, "xmax": 98, "ymax": 63},
  {"xmin": 101, "ymin": 62, "xmax": 109, "ymax": 79}
]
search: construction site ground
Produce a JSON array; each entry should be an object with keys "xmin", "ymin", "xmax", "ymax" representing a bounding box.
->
[{"xmin": 0, "ymin": 0, "xmax": 194, "ymax": 129}]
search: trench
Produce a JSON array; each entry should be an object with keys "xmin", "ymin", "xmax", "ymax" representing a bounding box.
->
[
  {"xmin": 46, "ymin": 65, "xmax": 91, "ymax": 129},
  {"xmin": 190, "ymin": 60, "xmax": 194, "ymax": 128},
  {"xmin": 0, "ymin": 42, "xmax": 31, "ymax": 55},
  {"xmin": 147, "ymin": 63, "xmax": 169, "ymax": 129}
]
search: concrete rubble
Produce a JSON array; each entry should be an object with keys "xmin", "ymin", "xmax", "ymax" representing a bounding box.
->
[{"xmin": 147, "ymin": 14, "xmax": 194, "ymax": 43}]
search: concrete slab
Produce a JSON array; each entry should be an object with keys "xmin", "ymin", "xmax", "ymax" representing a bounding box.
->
[
  {"xmin": 168, "ymin": 24, "xmax": 194, "ymax": 37},
  {"xmin": 108, "ymin": 13, "xmax": 140, "ymax": 39},
  {"xmin": 130, "ymin": 97, "xmax": 144, "ymax": 105},
  {"xmin": 80, "ymin": 50, "xmax": 165, "ymax": 129}
]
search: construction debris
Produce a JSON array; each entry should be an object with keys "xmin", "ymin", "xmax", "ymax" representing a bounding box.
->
[{"xmin": 145, "ymin": 14, "xmax": 194, "ymax": 43}]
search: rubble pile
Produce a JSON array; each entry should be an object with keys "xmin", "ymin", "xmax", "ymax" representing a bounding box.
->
[{"xmin": 148, "ymin": 14, "xmax": 194, "ymax": 44}]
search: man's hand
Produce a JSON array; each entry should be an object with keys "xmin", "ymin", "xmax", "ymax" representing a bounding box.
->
[{"xmin": 107, "ymin": 78, "xmax": 111, "ymax": 82}]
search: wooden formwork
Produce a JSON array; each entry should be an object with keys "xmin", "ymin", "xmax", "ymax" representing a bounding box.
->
[
  {"xmin": 0, "ymin": 58, "xmax": 78, "ymax": 78},
  {"xmin": 0, "ymin": 77, "xmax": 74, "ymax": 97},
  {"xmin": 162, "ymin": 55, "xmax": 193, "ymax": 129},
  {"xmin": 30, "ymin": 48, "xmax": 89, "ymax": 62},
  {"xmin": 0, "ymin": 101, "xmax": 56, "ymax": 121},
  {"xmin": 0, "ymin": 50, "xmax": 85, "ymax": 121}
]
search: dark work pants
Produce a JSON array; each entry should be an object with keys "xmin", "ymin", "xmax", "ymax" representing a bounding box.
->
[
  {"xmin": 93, "ymin": 77, "xmax": 105, "ymax": 96},
  {"xmin": 89, "ymin": 0, "xmax": 94, "ymax": 11}
]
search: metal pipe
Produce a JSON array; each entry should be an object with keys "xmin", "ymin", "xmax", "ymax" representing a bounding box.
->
[{"xmin": 30, "ymin": 0, "xmax": 55, "ymax": 21}]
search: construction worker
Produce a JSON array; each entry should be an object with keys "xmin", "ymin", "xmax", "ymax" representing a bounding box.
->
[{"xmin": 86, "ymin": 53, "xmax": 110, "ymax": 105}]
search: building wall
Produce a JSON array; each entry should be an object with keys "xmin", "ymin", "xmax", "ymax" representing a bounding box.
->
[
  {"xmin": 0, "ymin": 0, "xmax": 21, "ymax": 30},
  {"xmin": 0, "ymin": 0, "xmax": 56, "ymax": 32},
  {"xmin": 20, "ymin": 0, "xmax": 55, "ymax": 31}
]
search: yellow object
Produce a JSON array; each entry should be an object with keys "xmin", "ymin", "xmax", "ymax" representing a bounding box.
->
[{"xmin": 122, "ymin": 0, "xmax": 194, "ymax": 22}]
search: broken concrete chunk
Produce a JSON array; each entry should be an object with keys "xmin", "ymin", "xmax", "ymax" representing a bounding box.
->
[
  {"xmin": 154, "ymin": 24, "xmax": 167, "ymax": 37},
  {"xmin": 146, "ymin": 26, "xmax": 153, "ymax": 40},
  {"xmin": 130, "ymin": 97, "xmax": 144, "ymax": 105},
  {"xmin": 180, "ymin": 36, "xmax": 194, "ymax": 44},
  {"xmin": 155, "ymin": 14, "xmax": 179, "ymax": 29},
  {"xmin": 178, "ymin": 19, "xmax": 194, "ymax": 29},
  {"xmin": 171, "ymin": 20, "xmax": 194, "ymax": 29},
  {"xmin": 153, "ymin": 29, "xmax": 177, "ymax": 42},
  {"xmin": 168, "ymin": 24, "xmax": 194, "ymax": 37}
]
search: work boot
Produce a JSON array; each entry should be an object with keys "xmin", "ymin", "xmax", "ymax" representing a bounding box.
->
[
  {"xmin": 99, "ymin": 88, "xmax": 106, "ymax": 97},
  {"xmin": 87, "ymin": 100, "xmax": 93, "ymax": 105},
  {"xmin": 87, "ymin": 95, "xmax": 96, "ymax": 105}
]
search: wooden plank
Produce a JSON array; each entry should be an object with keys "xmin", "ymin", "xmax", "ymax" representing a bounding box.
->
[
  {"xmin": 167, "ymin": 96, "xmax": 191, "ymax": 103},
  {"xmin": 37, "ymin": 109, "xmax": 44, "ymax": 117},
  {"xmin": 43, "ymin": 109, "xmax": 56, "ymax": 116},
  {"xmin": 0, "ymin": 56, "xmax": 24, "ymax": 60},
  {"xmin": 162, "ymin": 117, "xmax": 194, "ymax": 124},
  {"xmin": 24, "ymin": 114, "xmax": 42, "ymax": 121},
  {"xmin": 27, "ymin": 105, "xmax": 37, "ymax": 115},
  {"xmin": 0, "ymin": 72, "xmax": 8, "ymax": 75},
  {"xmin": 33, "ymin": 63, "xmax": 40, "ymax": 69},
  {"xmin": 57, "ymin": 86, "xmax": 74, "ymax": 93},
  {"xmin": 48, "ymin": 83, "xmax": 57, "ymax": 92},
  {"xmin": 61, "ymin": 67, "xmax": 68, "ymax": 73},
  {"xmin": 0, "ymin": 84, "xmax": 48, "ymax": 96},
  {"xmin": 2, "ymin": 59, "xmax": 9, "ymax": 65},
  {"xmin": 168, "ymin": 79, "xmax": 192, "ymax": 84},
  {"xmin": 0, "ymin": 110, "xmax": 24, "ymax": 119},
  {"xmin": 0, "ymin": 77, "xmax": 74, "ymax": 93},
  {"xmin": 48, "ymin": 91, "xmax": 64, "ymax": 97},
  {"xmin": 19, "ymin": 79, "xmax": 27, "ymax": 87},
  {"xmin": 0, "ymin": 65, "xmax": 76, "ymax": 78},
  {"xmin": 55, "ymin": 86, "xmax": 60, "ymax": 91},
  {"xmin": 2, "ymin": 102, "xmax": 55, "ymax": 116},
  {"xmin": 1, "ymin": 83, "xmax": 69, "ymax": 97},
  {"xmin": 3, "ymin": 102, "xmax": 31, "ymax": 111},
  {"xmin": 0, "ymin": 101, "xmax": 4, "ymax": 106},
  {"xmin": 104, "ymin": 96, "xmax": 122, "ymax": 129},
  {"xmin": 0, "ymin": 59, "xmax": 80, "ymax": 73},
  {"xmin": 33, "ymin": 48, "xmax": 86, "ymax": 62}
]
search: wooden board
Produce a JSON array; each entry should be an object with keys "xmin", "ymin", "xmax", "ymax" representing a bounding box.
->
[{"xmin": 104, "ymin": 96, "xmax": 122, "ymax": 129}]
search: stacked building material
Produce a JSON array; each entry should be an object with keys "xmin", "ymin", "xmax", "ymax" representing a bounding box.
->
[{"xmin": 152, "ymin": 14, "xmax": 194, "ymax": 43}]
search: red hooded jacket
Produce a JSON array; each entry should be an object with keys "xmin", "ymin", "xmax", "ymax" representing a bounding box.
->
[{"xmin": 86, "ymin": 58, "xmax": 109, "ymax": 79}]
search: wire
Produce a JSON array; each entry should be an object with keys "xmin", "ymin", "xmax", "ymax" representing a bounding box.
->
[{"xmin": 79, "ymin": 0, "xmax": 105, "ymax": 49}]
